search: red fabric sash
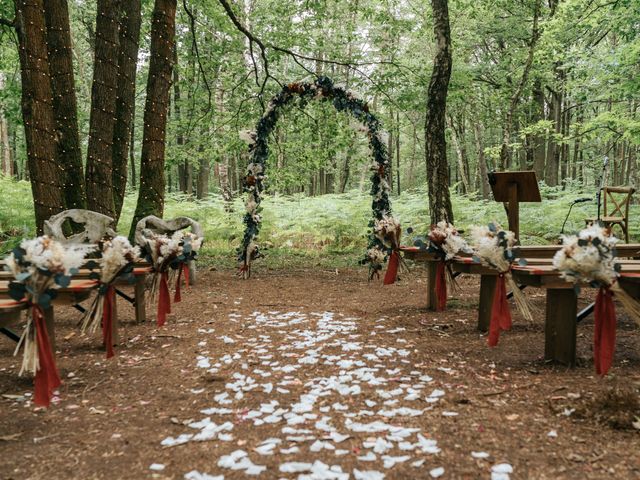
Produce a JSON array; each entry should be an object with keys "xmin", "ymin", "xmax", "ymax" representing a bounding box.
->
[
  {"xmin": 33, "ymin": 305, "xmax": 61, "ymax": 407},
  {"xmin": 488, "ymin": 273, "xmax": 512, "ymax": 347},
  {"xmin": 174, "ymin": 263, "xmax": 190, "ymax": 303},
  {"xmin": 102, "ymin": 286, "xmax": 116, "ymax": 359},
  {"xmin": 594, "ymin": 287, "xmax": 616, "ymax": 376},
  {"xmin": 383, "ymin": 250, "xmax": 400, "ymax": 285},
  {"xmin": 435, "ymin": 261, "xmax": 447, "ymax": 311},
  {"xmin": 157, "ymin": 272, "xmax": 171, "ymax": 327}
]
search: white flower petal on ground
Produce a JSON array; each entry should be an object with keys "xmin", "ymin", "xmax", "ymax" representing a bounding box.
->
[
  {"xmin": 184, "ymin": 470, "xmax": 224, "ymax": 480},
  {"xmin": 382, "ymin": 455, "xmax": 410, "ymax": 468},
  {"xmin": 149, "ymin": 464, "xmax": 165, "ymax": 471},
  {"xmin": 353, "ymin": 469, "xmax": 385, "ymax": 480},
  {"xmin": 357, "ymin": 452, "xmax": 377, "ymax": 462},
  {"xmin": 280, "ymin": 462, "xmax": 313, "ymax": 473},
  {"xmin": 430, "ymin": 467, "xmax": 445, "ymax": 478},
  {"xmin": 161, "ymin": 433, "xmax": 193, "ymax": 447},
  {"xmin": 471, "ymin": 451, "xmax": 490, "ymax": 459}
]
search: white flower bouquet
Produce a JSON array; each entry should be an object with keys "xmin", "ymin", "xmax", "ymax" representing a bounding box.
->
[
  {"xmin": 470, "ymin": 222, "xmax": 533, "ymax": 344},
  {"xmin": 427, "ymin": 221, "xmax": 472, "ymax": 261},
  {"xmin": 80, "ymin": 236, "xmax": 140, "ymax": 356},
  {"xmin": 143, "ymin": 230, "xmax": 203, "ymax": 326},
  {"xmin": 4, "ymin": 236, "xmax": 94, "ymax": 405}
]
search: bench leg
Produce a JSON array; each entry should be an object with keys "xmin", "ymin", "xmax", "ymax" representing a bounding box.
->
[
  {"xmin": 112, "ymin": 293, "xmax": 119, "ymax": 346},
  {"xmin": 544, "ymin": 289, "xmax": 577, "ymax": 366},
  {"xmin": 44, "ymin": 307, "xmax": 55, "ymax": 351},
  {"xmin": 478, "ymin": 275, "xmax": 497, "ymax": 332},
  {"xmin": 134, "ymin": 277, "xmax": 146, "ymax": 324},
  {"xmin": 426, "ymin": 261, "xmax": 438, "ymax": 311}
]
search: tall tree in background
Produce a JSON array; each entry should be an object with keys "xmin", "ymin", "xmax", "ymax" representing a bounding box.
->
[
  {"xmin": 425, "ymin": 0, "xmax": 454, "ymax": 224},
  {"xmin": 130, "ymin": 0, "xmax": 178, "ymax": 235},
  {"xmin": 44, "ymin": 0, "xmax": 86, "ymax": 210},
  {"xmin": 85, "ymin": 0, "xmax": 121, "ymax": 217},
  {"xmin": 14, "ymin": 0, "xmax": 65, "ymax": 233},
  {"xmin": 112, "ymin": 0, "xmax": 142, "ymax": 223}
]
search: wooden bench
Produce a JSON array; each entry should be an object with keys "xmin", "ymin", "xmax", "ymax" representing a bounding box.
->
[
  {"xmin": 0, "ymin": 279, "xmax": 97, "ymax": 349},
  {"xmin": 511, "ymin": 264, "xmax": 640, "ymax": 366}
]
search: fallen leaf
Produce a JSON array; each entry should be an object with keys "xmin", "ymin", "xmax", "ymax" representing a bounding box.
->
[{"xmin": 0, "ymin": 433, "xmax": 22, "ymax": 441}]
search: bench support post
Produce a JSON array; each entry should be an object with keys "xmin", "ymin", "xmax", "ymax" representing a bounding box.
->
[
  {"xmin": 426, "ymin": 261, "xmax": 439, "ymax": 311},
  {"xmin": 134, "ymin": 277, "xmax": 146, "ymax": 323},
  {"xmin": 478, "ymin": 275, "xmax": 497, "ymax": 332},
  {"xmin": 544, "ymin": 288, "xmax": 577, "ymax": 366}
]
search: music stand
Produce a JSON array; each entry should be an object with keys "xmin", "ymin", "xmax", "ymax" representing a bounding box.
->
[{"xmin": 488, "ymin": 171, "xmax": 541, "ymax": 240}]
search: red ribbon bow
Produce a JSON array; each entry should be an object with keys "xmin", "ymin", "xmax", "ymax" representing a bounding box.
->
[
  {"xmin": 102, "ymin": 286, "xmax": 116, "ymax": 359},
  {"xmin": 435, "ymin": 261, "xmax": 447, "ymax": 311},
  {"xmin": 488, "ymin": 273, "xmax": 512, "ymax": 347},
  {"xmin": 594, "ymin": 287, "xmax": 616, "ymax": 376},
  {"xmin": 32, "ymin": 305, "xmax": 61, "ymax": 407},
  {"xmin": 383, "ymin": 250, "xmax": 400, "ymax": 285},
  {"xmin": 157, "ymin": 272, "xmax": 171, "ymax": 327}
]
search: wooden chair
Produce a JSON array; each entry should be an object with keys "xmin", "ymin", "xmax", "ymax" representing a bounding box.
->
[{"xmin": 586, "ymin": 186, "xmax": 635, "ymax": 242}]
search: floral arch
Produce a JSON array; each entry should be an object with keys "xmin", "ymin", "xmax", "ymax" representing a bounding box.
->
[{"xmin": 238, "ymin": 77, "xmax": 401, "ymax": 281}]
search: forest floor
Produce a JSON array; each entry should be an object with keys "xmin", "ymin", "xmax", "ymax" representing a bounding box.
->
[{"xmin": 0, "ymin": 265, "xmax": 639, "ymax": 479}]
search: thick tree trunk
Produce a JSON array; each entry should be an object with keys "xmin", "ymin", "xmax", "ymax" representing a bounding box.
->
[
  {"xmin": 425, "ymin": 0, "xmax": 454, "ymax": 224},
  {"xmin": 112, "ymin": 0, "xmax": 142, "ymax": 224},
  {"xmin": 130, "ymin": 0, "xmax": 177, "ymax": 236},
  {"xmin": 196, "ymin": 144, "xmax": 210, "ymax": 199},
  {"xmin": 44, "ymin": 0, "xmax": 86, "ymax": 210},
  {"xmin": 85, "ymin": 0, "xmax": 121, "ymax": 217},
  {"xmin": 14, "ymin": 0, "xmax": 66, "ymax": 232}
]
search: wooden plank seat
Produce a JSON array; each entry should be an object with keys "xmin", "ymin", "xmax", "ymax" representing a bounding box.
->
[
  {"xmin": 403, "ymin": 243, "xmax": 640, "ymax": 320},
  {"xmin": 0, "ymin": 262, "xmax": 151, "ymax": 324},
  {"xmin": 0, "ymin": 279, "xmax": 98, "ymax": 349},
  {"xmin": 510, "ymin": 264, "xmax": 640, "ymax": 366}
]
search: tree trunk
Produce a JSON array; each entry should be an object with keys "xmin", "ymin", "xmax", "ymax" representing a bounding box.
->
[
  {"xmin": 531, "ymin": 80, "xmax": 546, "ymax": 179},
  {"xmin": 473, "ymin": 121, "xmax": 491, "ymax": 199},
  {"xmin": 129, "ymin": 0, "xmax": 177, "ymax": 236},
  {"xmin": 196, "ymin": 144, "xmax": 210, "ymax": 199},
  {"xmin": 44, "ymin": 0, "xmax": 86, "ymax": 210},
  {"xmin": 14, "ymin": 0, "xmax": 66, "ymax": 232},
  {"xmin": 112, "ymin": 0, "xmax": 142, "ymax": 224},
  {"xmin": 0, "ymin": 74, "xmax": 11, "ymax": 176},
  {"xmin": 425, "ymin": 0, "xmax": 454, "ymax": 224},
  {"xmin": 129, "ymin": 102, "xmax": 137, "ymax": 189},
  {"xmin": 395, "ymin": 110, "xmax": 401, "ymax": 194},
  {"xmin": 85, "ymin": 0, "xmax": 122, "ymax": 217},
  {"xmin": 545, "ymin": 86, "xmax": 562, "ymax": 186},
  {"xmin": 447, "ymin": 114, "xmax": 470, "ymax": 194}
]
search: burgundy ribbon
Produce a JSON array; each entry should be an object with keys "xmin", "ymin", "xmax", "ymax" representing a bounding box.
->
[
  {"xmin": 435, "ymin": 261, "xmax": 447, "ymax": 311},
  {"xmin": 383, "ymin": 250, "xmax": 400, "ymax": 285},
  {"xmin": 488, "ymin": 273, "xmax": 512, "ymax": 347},
  {"xmin": 594, "ymin": 287, "xmax": 616, "ymax": 376},
  {"xmin": 102, "ymin": 286, "xmax": 116, "ymax": 359},
  {"xmin": 157, "ymin": 272, "xmax": 171, "ymax": 327},
  {"xmin": 32, "ymin": 305, "xmax": 61, "ymax": 407},
  {"xmin": 174, "ymin": 263, "xmax": 190, "ymax": 303}
]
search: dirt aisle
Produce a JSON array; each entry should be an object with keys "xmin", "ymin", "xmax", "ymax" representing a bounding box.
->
[{"xmin": 0, "ymin": 268, "xmax": 638, "ymax": 479}]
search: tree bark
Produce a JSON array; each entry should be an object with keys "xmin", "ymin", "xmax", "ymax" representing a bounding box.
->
[
  {"xmin": 44, "ymin": 0, "xmax": 86, "ymax": 210},
  {"xmin": 14, "ymin": 0, "xmax": 66, "ymax": 232},
  {"xmin": 425, "ymin": 0, "xmax": 454, "ymax": 224},
  {"xmin": 447, "ymin": 114, "xmax": 470, "ymax": 194},
  {"xmin": 130, "ymin": 0, "xmax": 177, "ymax": 236},
  {"xmin": 0, "ymin": 74, "xmax": 11, "ymax": 176},
  {"xmin": 112, "ymin": 0, "xmax": 142, "ymax": 224},
  {"xmin": 85, "ymin": 0, "xmax": 122, "ymax": 217},
  {"xmin": 473, "ymin": 121, "xmax": 491, "ymax": 199},
  {"xmin": 531, "ymin": 79, "xmax": 546, "ymax": 179},
  {"xmin": 545, "ymin": 86, "xmax": 562, "ymax": 186}
]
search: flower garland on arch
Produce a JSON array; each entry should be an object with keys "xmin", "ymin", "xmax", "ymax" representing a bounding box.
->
[
  {"xmin": 553, "ymin": 225, "xmax": 640, "ymax": 375},
  {"xmin": 238, "ymin": 76, "xmax": 399, "ymax": 281}
]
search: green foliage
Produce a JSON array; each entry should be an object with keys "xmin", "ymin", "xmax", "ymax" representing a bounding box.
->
[{"xmin": 3, "ymin": 175, "xmax": 638, "ymax": 264}]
